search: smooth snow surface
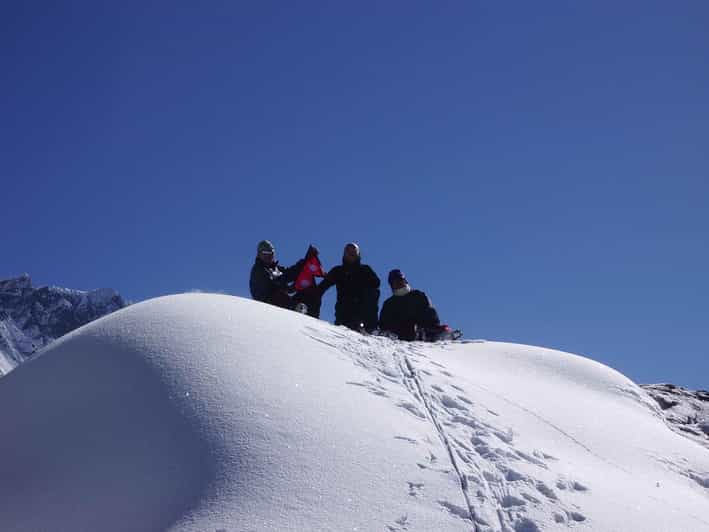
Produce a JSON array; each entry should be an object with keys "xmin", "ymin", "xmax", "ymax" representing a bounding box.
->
[{"xmin": 1, "ymin": 294, "xmax": 708, "ymax": 531}]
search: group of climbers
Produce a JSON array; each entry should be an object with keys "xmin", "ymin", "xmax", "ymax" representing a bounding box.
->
[{"xmin": 250, "ymin": 240, "xmax": 458, "ymax": 342}]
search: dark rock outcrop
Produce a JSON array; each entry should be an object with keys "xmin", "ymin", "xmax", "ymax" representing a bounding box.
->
[{"xmin": 641, "ymin": 383, "xmax": 709, "ymax": 450}]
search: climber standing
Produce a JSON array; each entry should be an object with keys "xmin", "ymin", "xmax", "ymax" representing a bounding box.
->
[{"xmin": 318, "ymin": 242, "xmax": 380, "ymax": 332}]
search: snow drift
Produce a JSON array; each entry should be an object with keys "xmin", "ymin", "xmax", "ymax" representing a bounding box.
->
[{"xmin": 1, "ymin": 294, "xmax": 708, "ymax": 531}]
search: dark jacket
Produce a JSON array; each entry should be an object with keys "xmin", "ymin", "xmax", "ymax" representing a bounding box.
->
[
  {"xmin": 319, "ymin": 258, "xmax": 380, "ymax": 330},
  {"xmin": 379, "ymin": 289, "xmax": 440, "ymax": 341},
  {"xmin": 250, "ymin": 258, "xmax": 303, "ymax": 309}
]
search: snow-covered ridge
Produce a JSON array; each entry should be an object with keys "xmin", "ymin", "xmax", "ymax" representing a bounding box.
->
[
  {"xmin": 0, "ymin": 274, "xmax": 127, "ymax": 373},
  {"xmin": 1, "ymin": 293, "xmax": 707, "ymax": 531}
]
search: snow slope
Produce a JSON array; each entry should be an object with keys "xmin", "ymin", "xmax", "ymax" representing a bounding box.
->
[{"xmin": 1, "ymin": 294, "xmax": 707, "ymax": 531}]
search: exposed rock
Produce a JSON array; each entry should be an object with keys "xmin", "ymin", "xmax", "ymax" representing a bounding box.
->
[{"xmin": 641, "ymin": 383, "xmax": 709, "ymax": 450}]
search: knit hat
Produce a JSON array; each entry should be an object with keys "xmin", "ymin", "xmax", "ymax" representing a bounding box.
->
[
  {"xmin": 388, "ymin": 269, "xmax": 407, "ymax": 285},
  {"xmin": 257, "ymin": 240, "xmax": 275, "ymax": 255},
  {"xmin": 344, "ymin": 242, "xmax": 360, "ymax": 256}
]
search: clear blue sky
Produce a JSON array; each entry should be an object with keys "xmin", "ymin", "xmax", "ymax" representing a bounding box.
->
[{"xmin": 2, "ymin": 2, "xmax": 707, "ymax": 388}]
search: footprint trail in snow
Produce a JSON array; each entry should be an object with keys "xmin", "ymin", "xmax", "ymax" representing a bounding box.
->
[{"xmin": 302, "ymin": 327, "xmax": 596, "ymax": 532}]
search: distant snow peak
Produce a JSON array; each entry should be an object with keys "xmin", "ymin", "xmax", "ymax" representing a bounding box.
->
[
  {"xmin": 0, "ymin": 274, "xmax": 127, "ymax": 373},
  {"xmin": 0, "ymin": 273, "xmax": 32, "ymax": 295}
]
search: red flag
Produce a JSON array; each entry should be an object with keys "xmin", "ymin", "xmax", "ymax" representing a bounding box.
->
[{"xmin": 295, "ymin": 254, "xmax": 325, "ymax": 291}]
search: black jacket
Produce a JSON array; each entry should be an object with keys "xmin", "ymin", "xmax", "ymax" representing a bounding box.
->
[
  {"xmin": 249, "ymin": 258, "xmax": 303, "ymax": 308},
  {"xmin": 319, "ymin": 259, "xmax": 380, "ymax": 329},
  {"xmin": 379, "ymin": 289, "xmax": 440, "ymax": 341}
]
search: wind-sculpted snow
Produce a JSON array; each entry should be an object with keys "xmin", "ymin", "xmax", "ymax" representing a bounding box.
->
[
  {"xmin": 1, "ymin": 294, "xmax": 708, "ymax": 531},
  {"xmin": 0, "ymin": 295, "xmax": 467, "ymax": 532}
]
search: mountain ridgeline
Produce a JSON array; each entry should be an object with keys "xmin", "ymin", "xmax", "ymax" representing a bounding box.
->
[{"xmin": 0, "ymin": 274, "xmax": 127, "ymax": 373}]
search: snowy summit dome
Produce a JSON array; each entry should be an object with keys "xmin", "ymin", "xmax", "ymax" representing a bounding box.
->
[{"xmin": 0, "ymin": 294, "xmax": 708, "ymax": 531}]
